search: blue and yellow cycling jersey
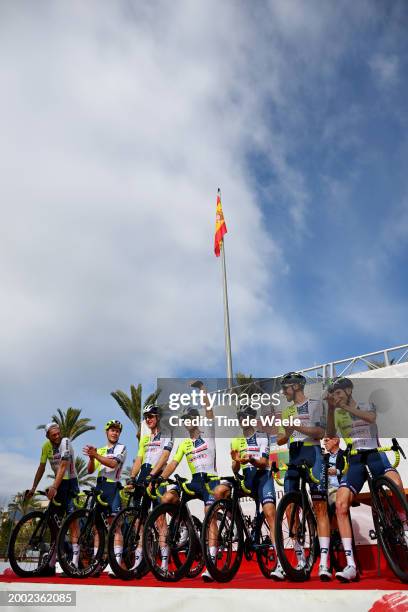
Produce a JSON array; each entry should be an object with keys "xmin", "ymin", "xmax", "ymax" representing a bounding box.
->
[
  {"xmin": 173, "ymin": 426, "xmax": 217, "ymax": 475},
  {"xmin": 278, "ymin": 399, "xmax": 323, "ymax": 446},
  {"xmin": 137, "ymin": 432, "xmax": 173, "ymax": 468},
  {"xmin": 95, "ymin": 443, "xmax": 127, "ymax": 482},
  {"xmin": 231, "ymin": 432, "xmax": 270, "ymax": 470}
]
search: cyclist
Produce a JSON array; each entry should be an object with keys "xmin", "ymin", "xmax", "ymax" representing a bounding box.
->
[
  {"xmin": 127, "ymin": 404, "xmax": 174, "ymax": 569},
  {"xmin": 84, "ymin": 420, "xmax": 127, "ymax": 572},
  {"xmin": 27, "ymin": 422, "xmax": 79, "ymax": 575},
  {"xmin": 158, "ymin": 381, "xmax": 218, "ymax": 582},
  {"xmin": 213, "ymin": 406, "xmax": 280, "ymax": 577},
  {"xmin": 277, "ymin": 372, "xmax": 331, "ymax": 581},
  {"xmin": 326, "ymin": 377, "xmax": 405, "ymax": 582}
]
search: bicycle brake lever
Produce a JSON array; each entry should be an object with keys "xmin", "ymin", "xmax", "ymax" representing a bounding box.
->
[{"xmin": 392, "ymin": 438, "xmax": 406, "ymax": 460}]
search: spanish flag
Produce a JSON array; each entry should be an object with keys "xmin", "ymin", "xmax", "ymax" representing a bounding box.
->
[{"xmin": 214, "ymin": 189, "xmax": 228, "ymax": 257}]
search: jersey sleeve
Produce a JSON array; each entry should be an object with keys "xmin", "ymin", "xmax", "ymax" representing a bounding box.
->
[
  {"xmin": 162, "ymin": 437, "xmax": 174, "ymax": 453},
  {"xmin": 230, "ymin": 438, "xmax": 239, "ymax": 452},
  {"xmin": 113, "ymin": 444, "xmax": 127, "ymax": 465},
  {"xmin": 137, "ymin": 436, "xmax": 147, "ymax": 461},
  {"xmin": 310, "ymin": 400, "xmax": 323, "ymax": 427},
  {"xmin": 173, "ymin": 442, "xmax": 185, "ymax": 464},
  {"xmin": 60, "ymin": 438, "xmax": 74, "ymax": 462},
  {"xmin": 40, "ymin": 442, "xmax": 49, "ymax": 464}
]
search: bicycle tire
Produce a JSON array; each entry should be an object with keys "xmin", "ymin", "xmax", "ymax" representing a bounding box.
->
[
  {"xmin": 186, "ymin": 515, "xmax": 204, "ymax": 578},
  {"xmin": 8, "ymin": 511, "xmax": 52, "ymax": 577},
  {"xmin": 107, "ymin": 507, "xmax": 149, "ymax": 580},
  {"xmin": 142, "ymin": 503, "xmax": 195, "ymax": 582},
  {"xmin": 202, "ymin": 499, "xmax": 244, "ymax": 583},
  {"xmin": 255, "ymin": 511, "xmax": 278, "ymax": 579},
  {"xmin": 275, "ymin": 491, "xmax": 318, "ymax": 582},
  {"xmin": 372, "ymin": 476, "xmax": 408, "ymax": 583},
  {"xmin": 57, "ymin": 509, "xmax": 105, "ymax": 578}
]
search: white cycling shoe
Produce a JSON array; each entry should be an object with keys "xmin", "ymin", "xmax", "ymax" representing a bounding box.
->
[
  {"xmin": 318, "ymin": 565, "xmax": 332, "ymax": 581},
  {"xmin": 335, "ymin": 564, "xmax": 358, "ymax": 583},
  {"xmin": 201, "ymin": 568, "xmax": 214, "ymax": 583},
  {"xmin": 270, "ymin": 564, "xmax": 286, "ymax": 581}
]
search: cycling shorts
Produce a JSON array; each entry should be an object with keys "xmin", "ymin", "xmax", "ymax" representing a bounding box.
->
[
  {"xmin": 243, "ymin": 468, "xmax": 276, "ymax": 505},
  {"xmin": 284, "ymin": 443, "xmax": 326, "ymax": 501},
  {"xmin": 55, "ymin": 478, "xmax": 80, "ymax": 514},
  {"xmin": 339, "ymin": 449, "xmax": 392, "ymax": 495},
  {"xmin": 171, "ymin": 473, "xmax": 219, "ymax": 506},
  {"xmin": 96, "ymin": 477, "xmax": 122, "ymax": 515}
]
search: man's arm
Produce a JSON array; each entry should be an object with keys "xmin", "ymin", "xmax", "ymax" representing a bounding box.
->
[
  {"xmin": 84, "ymin": 446, "xmax": 117, "ymax": 469},
  {"xmin": 342, "ymin": 401, "xmax": 376, "ymax": 424},
  {"xmin": 47, "ymin": 460, "xmax": 68, "ymax": 500},
  {"xmin": 28, "ymin": 464, "xmax": 46, "ymax": 497},
  {"xmin": 130, "ymin": 456, "xmax": 142, "ymax": 479},
  {"xmin": 160, "ymin": 459, "xmax": 179, "ymax": 481},
  {"xmin": 292, "ymin": 424, "xmax": 325, "ymax": 439}
]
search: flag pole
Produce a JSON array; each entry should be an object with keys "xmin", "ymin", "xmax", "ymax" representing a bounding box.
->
[{"xmin": 218, "ymin": 189, "xmax": 233, "ymax": 387}]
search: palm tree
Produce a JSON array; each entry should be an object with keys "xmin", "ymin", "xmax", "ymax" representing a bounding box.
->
[
  {"xmin": 37, "ymin": 407, "xmax": 95, "ymax": 440},
  {"xmin": 47, "ymin": 457, "xmax": 95, "ymax": 488},
  {"xmin": 8, "ymin": 492, "xmax": 41, "ymax": 517},
  {"xmin": 235, "ymin": 372, "xmax": 264, "ymax": 398},
  {"xmin": 110, "ymin": 384, "xmax": 161, "ymax": 438}
]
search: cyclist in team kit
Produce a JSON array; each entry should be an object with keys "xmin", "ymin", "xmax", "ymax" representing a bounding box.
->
[
  {"xmin": 213, "ymin": 405, "xmax": 280, "ymax": 577},
  {"xmin": 27, "ymin": 422, "xmax": 80, "ymax": 574},
  {"xmin": 158, "ymin": 381, "xmax": 219, "ymax": 582},
  {"xmin": 326, "ymin": 377, "xmax": 406, "ymax": 582},
  {"xmin": 127, "ymin": 404, "xmax": 174, "ymax": 570},
  {"xmin": 84, "ymin": 419, "xmax": 127, "ymax": 573},
  {"xmin": 277, "ymin": 372, "xmax": 331, "ymax": 581}
]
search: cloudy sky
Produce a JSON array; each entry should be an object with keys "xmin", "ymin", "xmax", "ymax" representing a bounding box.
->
[{"xmin": 1, "ymin": 1, "xmax": 407, "ymax": 499}]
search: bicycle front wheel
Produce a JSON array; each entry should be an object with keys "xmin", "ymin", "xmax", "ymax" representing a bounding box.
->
[
  {"xmin": 202, "ymin": 499, "xmax": 244, "ymax": 583},
  {"xmin": 372, "ymin": 476, "xmax": 408, "ymax": 583},
  {"xmin": 107, "ymin": 507, "xmax": 149, "ymax": 580},
  {"xmin": 275, "ymin": 491, "xmax": 317, "ymax": 582},
  {"xmin": 255, "ymin": 511, "xmax": 278, "ymax": 579},
  {"xmin": 57, "ymin": 509, "xmax": 105, "ymax": 578},
  {"xmin": 142, "ymin": 503, "xmax": 195, "ymax": 582},
  {"xmin": 8, "ymin": 511, "xmax": 52, "ymax": 577}
]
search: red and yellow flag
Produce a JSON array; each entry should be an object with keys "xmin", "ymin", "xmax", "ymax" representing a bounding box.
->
[{"xmin": 214, "ymin": 190, "xmax": 228, "ymax": 257}]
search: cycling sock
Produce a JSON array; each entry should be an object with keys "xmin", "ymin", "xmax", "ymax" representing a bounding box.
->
[
  {"xmin": 93, "ymin": 547, "xmax": 98, "ymax": 557},
  {"xmin": 209, "ymin": 546, "xmax": 217, "ymax": 561},
  {"xmin": 293, "ymin": 540, "xmax": 305, "ymax": 564},
  {"xmin": 160, "ymin": 546, "xmax": 169, "ymax": 570},
  {"xmin": 114, "ymin": 545, "xmax": 123, "ymax": 564},
  {"xmin": 341, "ymin": 538, "xmax": 355, "ymax": 567},
  {"xmin": 72, "ymin": 543, "xmax": 80, "ymax": 567},
  {"xmin": 318, "ymin": 537, "xmax": 330, "ymax": 568},
  {"xmin": 131, "ymin": 548, "xmax": 143, "ymax": 569},
  {"xmin": 49, "ymin": 549, "xmax": 57, "ymax": 568}
]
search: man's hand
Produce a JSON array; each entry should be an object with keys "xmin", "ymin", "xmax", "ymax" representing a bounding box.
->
[
  {"xmin": 328, "ymin": 467, "xmax": 337, "ymax": 476},
  {"xmin": 83, "ymin": 445, "xmax": 97, "ymax": 458},
  {"xmin": 25, "ymin": 488, "xmax": 35, "ymax": 499},
  {"xmin": 326, "ymin": 394, "xmax": 336, "ymax": 410},
  {"xmin": 240, "ymin": 453, "xmax": 250, "ymax": 464},
  {"xmin": 285, "ymin": 426, "xmax": 295, "ymax": 436},
  {"xmin": 231, "ymin": 449, "xmax": 240, "ymax": 461},
  {"xmin": 47, "ymin": 486, "xmax": 57, "ymax": 500}
]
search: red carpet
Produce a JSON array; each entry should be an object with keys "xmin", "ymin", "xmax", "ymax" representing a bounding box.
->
[{"xmin": 1, "ymin": 546, "xmax": 407, "ymax": 591}]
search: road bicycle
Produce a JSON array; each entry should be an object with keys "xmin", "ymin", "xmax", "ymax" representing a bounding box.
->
[
  {"xmin": 345, "ymin": 438, "xmax": 408, "ymax": 583},
  {"xmin": 57, "ymin": 486, "xmax": 111, "ymax": 578},
  {"xmin": 8, "ymin": 490, "xmax": 65, "ymax": 578},
  {"xmin": 201, "ymin": 469, "xmax": 279, "ymax": 582},
  {"xmin": 142, "ymin": 474, "xmax": 205, "ymax": 582}
]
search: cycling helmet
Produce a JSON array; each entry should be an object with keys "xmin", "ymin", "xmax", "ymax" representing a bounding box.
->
[
  {"xmin": 104, "ymin": 419, "xmax": 123, "ymax": 432},
  {"xmin": 143, "ymin": 405, "xmax": 160, "ymax": 418},
  {"xmin": 280, "ymin": 372, "xmax": 306, "ymax": 388},
  {"xmin": 180, "ymin": 407, "xmax": 200, "ymax": 420},
  {"xmin": 327, "ymin": 377, "xmax": 353, "ymax": 393},
  {"xmin": 237, "ymin": 406, "xmax": 257, "ymax": 419}
]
